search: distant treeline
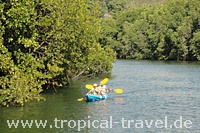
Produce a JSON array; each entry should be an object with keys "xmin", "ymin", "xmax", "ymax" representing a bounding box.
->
[
  {"xmin": 0, "ymin": 0, "xmax": 115, "ymax": 106},
  {"xmin": 100, "ymin": 0, "xmax": 200, "ymax": 60}
]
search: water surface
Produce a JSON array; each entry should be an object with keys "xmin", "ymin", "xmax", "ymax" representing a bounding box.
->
[{"xmin": 0, "ymin": 60, "xmax": 200, "ymax": 133}]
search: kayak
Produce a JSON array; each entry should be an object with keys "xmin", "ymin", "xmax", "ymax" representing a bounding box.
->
[{"xmin": 86, "ymin": 93, "xmax": 108, "ymax": 102}]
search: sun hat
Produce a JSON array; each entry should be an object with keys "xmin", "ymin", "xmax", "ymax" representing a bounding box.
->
[{"xmin": 93, "ymin": 83, "xmax": 98, "ymax": 87}]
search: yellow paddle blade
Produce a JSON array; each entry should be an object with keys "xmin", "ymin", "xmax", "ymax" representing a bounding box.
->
[
  {"xmin": 114, "ymin": 89, "xmax": 123, "ymax": 93},
  {"xmin": 100, "ymin": 78, "xmax": 109, "ymax": 85},
  {"xmin": 85, "ymin": 84, "xmax": 93, "ymax": 89},
  {"xmin": 77, "ymin": 98, "xmax": 84, "ymax": 102}
]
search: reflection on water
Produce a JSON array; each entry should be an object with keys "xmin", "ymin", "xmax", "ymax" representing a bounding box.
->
[
  {"xmin": 114, "ymin": 97, "xmax": 124, "ymax": 103},
  {"xmin": 0, "ymin": 60, "xmax": 200, "ymax": 133}
]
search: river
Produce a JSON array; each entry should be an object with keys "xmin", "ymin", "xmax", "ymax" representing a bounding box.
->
[{"xmin": 0, "ymin": 60, "xmax": 200, "ymax": 133}]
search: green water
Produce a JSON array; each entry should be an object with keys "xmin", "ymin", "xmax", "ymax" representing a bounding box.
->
[{"xmin": 0, "ymin": 60, "xmax": 200, "ymax": 133}]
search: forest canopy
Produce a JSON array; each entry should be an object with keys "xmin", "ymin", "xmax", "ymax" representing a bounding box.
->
[{"xmin": 100, "ymin": 0, "xmax": 200, "ymax": 60}]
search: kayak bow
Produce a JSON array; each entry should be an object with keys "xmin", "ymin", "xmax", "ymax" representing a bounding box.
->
[{"xmin": 86, "ymin": 94, "xmax": 108, "ymax": 102}]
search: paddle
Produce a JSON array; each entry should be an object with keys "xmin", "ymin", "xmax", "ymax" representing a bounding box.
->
[
  {"xmin": 77, "ymin": 98, "xmax": 84, "ymax": 102},
  {"xmin": 113, "ymin": 89, "xmax": 123, "ymax": 94},
  {"xmin": 100, "ymin": 78, "xmax": 108, "ymax": 85},
  {"xmin": 78, "ymin": 83, "xmax": 95, "ymax": 101},
  {"xmin": 77, "ymin": 84, "xmax": 94, "ymax": 101},
  {"xmin": 85, "ymin": 84, "xmax": 93, "ymax": 89}
]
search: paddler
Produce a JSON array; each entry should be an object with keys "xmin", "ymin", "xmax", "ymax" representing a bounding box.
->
[
  {"xmin": 89, "ymin": 83, "xmax": 99, "ymax": 95},
  {"xmin": 97, "ymin": 84, "xmax": 110, "ymax": 95}
]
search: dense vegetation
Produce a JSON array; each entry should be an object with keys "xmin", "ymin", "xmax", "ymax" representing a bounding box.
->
[
  {"xmin": 0, "ymin": 0, "xmax": 115, "ymax": 107},
  {"xmin": 100, "ymin": 0, "xmax": 200, "ymax": 60}
]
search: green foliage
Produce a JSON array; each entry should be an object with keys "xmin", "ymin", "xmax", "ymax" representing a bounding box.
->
[
  {"xmin": 87, "ymin": 44, "xmax": 116, "ymax": 75},
  {"xmin": 0, "ymin": 0, "xmax": 115, "ymax": 107},
  {"xmin": 0, "ymin": 1, "xmax": 44, "ymax": 107},
  {"xmin": 0, "ymin": 68, "xmax": 45, "ymax": 107},
  {"xmin": 101, "ymin": 0, "xmax": 166, "ymax": 17},
  {"xmin": 100, "ymin": 0, "xmax": 200, "ymax": 61}
]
